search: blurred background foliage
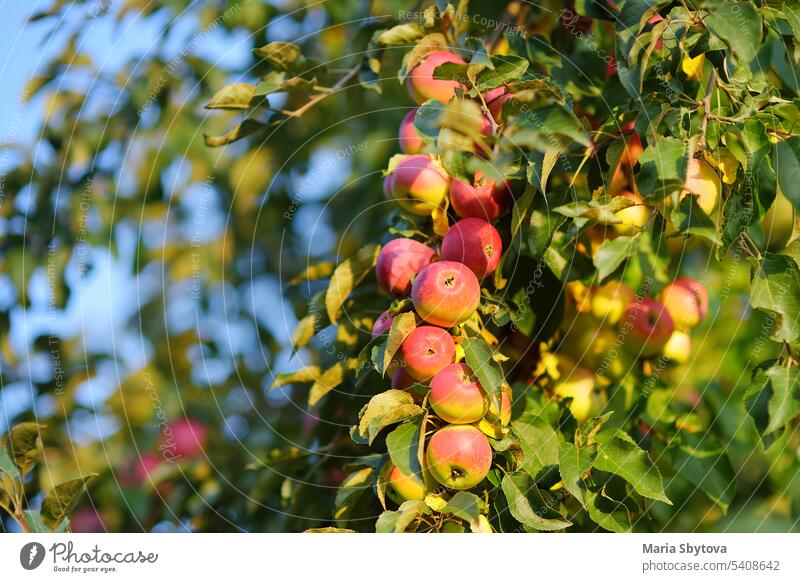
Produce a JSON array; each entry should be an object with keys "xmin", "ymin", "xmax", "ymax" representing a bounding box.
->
[{"xmin": 0, "ymin": 0, "xmax": 797, "ymax": 532}]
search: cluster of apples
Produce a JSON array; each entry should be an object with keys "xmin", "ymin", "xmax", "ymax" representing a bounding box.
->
[
  {"xmin": 552, "ymin": 276, "xmax": 708, "ymax": 422},
  {"xmin": 368, "ymin": 50, "xmax": 516, "ymax": 501}
]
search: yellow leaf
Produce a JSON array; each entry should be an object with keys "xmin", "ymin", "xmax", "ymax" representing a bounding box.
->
[{"xmin": 681, "ymin": 53, "xmax": 705, "ymax": 80}]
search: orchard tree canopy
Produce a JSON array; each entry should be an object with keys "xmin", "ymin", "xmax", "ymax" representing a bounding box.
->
[{"xmin": 1, "ymin": 0, "xmax": 800, "ymax": 533}]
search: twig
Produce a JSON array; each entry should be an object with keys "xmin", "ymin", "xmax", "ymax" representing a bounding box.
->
[{"xmin": 282, "ymin": 65, "xmax": 360, "ymax": 118}]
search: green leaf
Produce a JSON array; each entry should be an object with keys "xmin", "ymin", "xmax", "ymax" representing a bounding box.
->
[
  {"xmin": 326, "ymin": 244, "xmax": 380, "ymax": 323},
  {"xmin": 670, "ymin": 195, "xmax": 718, "ymax": 243},
  {"xmin": 513, "ymin": 420, "xmax": 560, "ymax": 479},
  {"xmin": 746, "ymin": 365, "xmax": 800, "ymax": 436},
  {"xmin": 774, "ymin": 137, "xmax": 800, "ymax": 214},
  {"xmin": 358, "ymin": 390, "xmax": 423, "ymax": 445},
  {"xmin": 750, "ymin": 253, "xmax": 800, "ymax": 346},
  {"xmin": 305, "ymin": 527, "xmax": 356, "ymax": 533},
  {"xmin": 461, "ymin": 338, "xmax": 504, "ymax": 410},
  {"xmin": 41, "ymin": 475, "xmax": 96, "ymax": 530},
  {"xmin": 440, "ymin": 491, "xmax": 486, "ymax": 532},
  {"xmin": 528, "ymin": 202, "xmax": 566, "ymax": 261},
  {"xmin": 705, "ymin": 2, "xmax": 762, "ymax": 64},
  {"xmin": 718, "ymin": 187, "xmax": 754, "ymax": 257},
  {"xmin": 501, "ymin": 473, "xmax": 572, "ymax": 531},
  {"xmin": 23, "ymin": 510, "xmax": 51, "ymax": 534},
  {"xmin": 7, "ymin": 422, "xmax": 44, "ymax": 474},
  {"xmin": 474, "ymin": 55, "xmax": 529, "ymax": 91},
  {"xmin": 381, "ymin": 311, "xmax": 416, "ymax": 375},
  {"xmin": 334, "ymin": 467, "xmax": 375, "ymax": 528},
  {"xmin": 308, "ymin": 362, "xmax": 347, "ymax": 407},
  {"xmin": 636, "ymin": 137, "xmax": 688, "ymax": 196},
  {"xmin": 272, "ymin": 366, "xmax": 321, "ymax": 388},
  {"xmin": 375, "ymin": 500, "xmax": 425, "ymax": 533},
  {"xmin": 204, "ymin": 119, "xmax": 268, "ymax": 147},
  {"xmin": 593, "ymin": 236, "xmax": 638, "ymax": 281},
  {"xmin": 661, "ymin": 432, "xmax": 735, "ymax": 513},
  {"xmin": 376, "ymin": 23, "xmax": 423, "ymax": 46},
  {"xmin": 594, "ymin": 430, "xmax": 671, "ymax": 504},
  {"xmin": 288, "ymin": 262, "xmax": 336, "ymax": 286},
  {"xmin": 0, "ymin": 448, "xmax": 19, "ymax": 478},
  {"xmin": 204, "ymin": 83, "xmax": 258, "ymax": 110},
  {"xmin": 253, "ymin": 42, "xmax": 307, "ymax": 73},
  {"xmin": 385, "ymin": 421, "xmax": 422, "ymax": 478}
]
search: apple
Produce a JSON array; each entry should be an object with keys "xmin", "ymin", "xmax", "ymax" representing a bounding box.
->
[
  {"xmin": 482, "ymin": 85, "xmax": 507, "ymax": 104},
  {"xmin": 429, "ymin": 363, "xmax": 488, "ymax": 424},
  {"xmin": 449, "ymin": 171, "xmax": 512, "ymax": 222},
  {"xmin": 620, "ymin": 133, "xmax": 644, "ymax": 168},
  {"xmin": 412, "ymin": 261, "xmax": 480, "ymax": 327},
  {"xmin": 389, "ymin": 154, "xmax": 450, "ymax": 215},
  {"xmin": 400, "ymin": 325, "xmax": 456, "ymax": 381},
  {"xmin": 552, "ymin": 367, "xmax": 602, "ymax": 422},
  {"xmin": 406, "ymin": 50, "xmax": 466, "ymax": 104},
  {"xmin": 426, "ymin": 425, "xmax": 492, "ymax": 490},
  {"xmin": 663, "ymin": 330, "xmax": 691, "ymax": 363},
  {"xmin": 375, "ymin": 238, "xmax": 435, "ymax": 296},
  {"xmin": 621, "ymin": 299, "xmax": 675, "ymax": 357},
  {"xmin": 660, "ymin": 277, "xmax": 708, "ymax": 330},
  {"xmin": 590, "ymin": 280, "xmax": 636, "ymax": 325},
  {"xmin": 681, "ymin": 158, "xmax": 720, "ymax": 215},
  {"xmin": 371, "ymin": 309, "xmax": 394, "ymax": 336},
  {"xmin": 386, "ymin": 463, "xmax": 427, "ymax": 502},
  {"xmin": 398, "ymin": 108, "xmax": 425, "ymax": 154},
  {"xmin": 488, "ymin": 383, "xmax": 512, "ymax": 425},
  {"xmin": 440, "ymin": 218, "xmax": 502, "ymax": 278},
  {"xmin": 164, "ymin": 418, "xmax": 207, "ymax": 459},
  {"xmin": 613, "ymin": 191, "xmax": 651, "ymax": 235},
  {"xmin": 563, "ymin": 325, "xmax": 635, "ymax": 380},
  {"xmin": 120, "ymin": 452, "xmax": 161, "ymax": 487},
  {"xmin": 487, "ymin": 92, "xmax": 515, "ymax": 123}
]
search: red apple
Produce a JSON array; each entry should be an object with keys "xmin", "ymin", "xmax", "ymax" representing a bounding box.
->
[
  {"xmin": 426, "ymin": 425, "xmax": 492, "ymax": 490},
  {"xmin": 386, "ymin": 463, "xmax": 427, "ymax": 502},
  {"xmin": 375, "ymin": 238, "xmax": 435, "ymax": 296},
  {"xmin": 660, "ymin": 277, "xmax": 708, "ymax": 330},
  {"xmin": 398, "ymin": 108, "xmax": 425, "ymax": 154},
  {"xmin": 389, "ymin": 154, "xmax": 450, "ymax": 215},
  {"xmin": 400, "ymin": 325, "xmax": 456, "ymax": 381},
  {"xmin": 449, "ymin": 171, "xmax": 512, "ymax": 222},
  {"xmin": 371, "ymin": 309, "xmax": 394, "ymax": 336},
  {"xmin": 411, "ymin": 261, "xmax": 481, "ymax": 327},
  {"xmin": 406, "ymin": 50, "xmax": 466, "ymax": 105},
  {"xmin": 164, "ymin": 418, "xmax": 207, "ymax": 459},
  {"xmin": 622, "ymin": 299, "xmax": 675, "ymax": 357},
  {"xmin": 440, "ymin": 218, "xmax": 502, "ymax": 278},
  {"xmin": 429, "ymin": 363, "xmax": 487, "ymax": 424}
]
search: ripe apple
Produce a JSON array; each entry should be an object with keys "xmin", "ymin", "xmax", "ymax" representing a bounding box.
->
[
  {"xmin": 621, "ymin": 299, "xmax": 675, "ymax": 357},
  {"xmin": 440, "ymin": 218, "xmax": 502, "ymax": 278},
  {"xmin": 660, "ymin": 277, "xmax": 708, "ymax": 330},
  {"xmin": 590, "ymin": 280, "xmax": 635, "ymax": 325},
  {"xmin": 429, "ymin": 363, "xmax": 488, "ymax": 424},
  {"xmin": 426, "ymin": 425, "xmax": 492, "ymax": 490},
  {"xmin": 386, "ymin": 463, "xmax": 427, "ymax": 502},
  {"xmin": 406, "ymin": 50, "xmax": 466, "ymax": 104},
  {"xmin": 411, "ymin": 261, "xmax": 481, "ymax": 327},
  {"xmin": 487, "ymin": 383, "xmax": 512, "ymax": 425},
  {"xmin": 164, "ymin": 418, "xmax": 207, "ymax": 458},
  {"xmin": 371, "ymin": 309, "xmax": 394, "ymax": 336},
  {"xmin": 481, "ymin": 85, "xmax": 507, "ymax": 104},
  {"xmin": 400, "ymin": 325, "xmax": 456, "ymax": 381},
  {"xmin": 487, "ymin": 92, "xmax": 515, "ymax": 123},
  {"xmin": 552, "ymin": 366, "xmax": 602, "ymax": 422},
  {"xmin": 613, "ymin": 191, "xmax": 651, "ymax": 235},
  {"xmin": 449, "ymin": 171, "xmax": 512, "ymax": 222},
  {"xmin": 389, "ymin": 154, "xmax": 450, "ymax": 215},
  {"xmin": 375, "ymin": 237, "xmax": 435, "ymax": 296},
  {"xmin": 681, "ymin": 158, "xmax": 720, "ymax": 215},
  {"xmin": 398, "ymin": 108, "xmax": 425, "ymax": 154},
  {"xmin": 620, "ymin": 133, "xmax": 644, "ymax": 168},
  {"xmin": 663, "ymin": 330, "xmax": 691, "ymax": 363}
]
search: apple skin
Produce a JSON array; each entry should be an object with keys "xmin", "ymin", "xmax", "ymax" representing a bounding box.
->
[
  {"xmin": 481, "ymin": 85, "xmax": 507, "ymax": 104},
  {"xmin": 398, "ymin": 108, "xmax": 425, "ymax": 154},
  {"xmin": 487, "ymin": 383, "xmax": 513, "ymax": 425},
  {"xmin": 371, "ymin": 309, "xmax": 394, "ymax": 336},
  {"xmin": 426, "ymin": 425, "xmax": 492, "ymax": 490},
  {"xmin": 620, "ymin": 133, "xmax": 644, "ymax": 168},
  {"xmin": 663, "ymin": 330, "xmax": 691, "ymax": 364},
  {"xmin": 406, "ymin": 50, "xmax": 466, "ymax": 104},
  {"xmin": 400, "ymin": 325, "xmax": 456, "ymax": 381},
  {"xmin": 429, "ymin": 363, "xmax": 488, "ymax": 424},
  {"xmin": 621, "ymin": 299, "xmax": 675, "ymax": 357},
  {"xmin": 613, "ymin": 191, "xmax": 651, "ymax": 235},
  {"xmin": 553, "ymin": 367, "xmax": 601, "ymax": 422},
  {"xmin": 386, "ymin": 463, "xmax": 427, "ymax": 502},
  {"xmin": 681, "ymin": 158, "xmax": 720, "ymax": 215},
  {"xmin": 375, "ymin": 238, "xmax": 435, "ymax": 296},
  {"xmin": 487, "ymin": 92, "xmax": 515, "ymax": 123},
  {"xmin": 590, "ymin": 280, "xmax": 635, "ymax": 325},
  {"xmin": 389, "ymin": 154, "xmax": 450, "ymax": 215},
  {"xmin": 660, "ymin": 277, "xmax": 708, "ymax": 330},
  {"xmin": 440, "ymin": 218, "xmax": 502, "ymax": 278},
  {"xmin": 411, "ymin": 261, "xmax": 481, "ymax": 328},
  {"xmin": 449, "ymin": 171, "xmax": 512, "ymax": 222}
]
